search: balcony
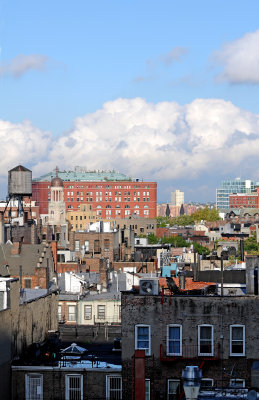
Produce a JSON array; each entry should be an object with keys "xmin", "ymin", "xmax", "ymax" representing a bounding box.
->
[{"xmin": 160, "ymin": 342, "xmax": 221, "ymax": 362}]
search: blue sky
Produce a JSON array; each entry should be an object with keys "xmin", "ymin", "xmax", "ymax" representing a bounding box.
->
[{"xmin": 1, "ymin": 0, "xmax": 259, "ymax": 203}]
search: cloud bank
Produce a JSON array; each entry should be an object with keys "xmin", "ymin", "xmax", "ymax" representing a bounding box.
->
[
  {"xmin": 0, "ymin": 54, "xmax": 49, "ymax": 78},
  {"xmin": 1, "ymin": 98, "xmax": 259, "ymax": 189},
  {"xmin": 214, "ymin": 29, "xmax": 259, "ymax": 84}
]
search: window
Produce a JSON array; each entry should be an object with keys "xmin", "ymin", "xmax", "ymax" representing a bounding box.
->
[
  {"xmin": 75, "ymin": 240, "xmax": 80, "ymax": 251},
  {"xmin": 229, "ymin": 379, "xmax": 245, "ymax": 388},
  {"xmin": 201, "ymin": 379, "xmax": 214, "ymax": 389},
  {"xmin": 168, "ymin": 379, "xmax": 180, "ymax": 400},
  {"xmin": 65, "ymin": 375, "xmax": 83, "ymax": 400},
  {"xmin": 94, "ymin": 240, "xmax": 100, "ymax": 253},
  {"xmin": 104, "ymin": 239, "xmax": 110, "ymax": 251},
  {"xmin": 84, "ymin": 240, "xmax": 89, "ymax": 252},
  {"xmin": 68, "ymin": 305, "xmax": 76, "ymax": 321},
  {"xmin": 230, "ymin": 325, "xmax": 245, "ymax": 356},
  {"xmin": 98, "ymin": 305, "xmax": 105, "ymax": 319},
  {"xmin": 24, "ymin": 278, "xmax": 31, "ymax": 289},
  {"xmin": 84, "ymin": 305, "xmax": 92, "ymax": 320},
  {"xmin": 106, "ymin": 375, "xmax": 122, "ymax": 399},
  {"xmin": 198, "ymin": 325, "xmax": 213, "ymax": 356},
  {"xmin": 135, "ymin": 325, "xmax": 151, "ymax": 356},
  {"xmin": 145, "ymin": 379, "xmax": 150, "ymax": 400},
  {"xmin": 167, "ymin": 325, "xmax": 182, "ymax": 356},
  {"xmin": 58, "ymin": 305, "xmax": 62, "ymax": 322},
  {"xmin": 25, "ymin": 374, "xmax": 43, "ymax": 400}
]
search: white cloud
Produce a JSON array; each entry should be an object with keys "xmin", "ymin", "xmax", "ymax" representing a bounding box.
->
[
  {"xmin": 36, "ymin": 98, "xmax": 259, "ymax": 182},
  {"xmin": 0, "ymin": 54, "xmax": 49, "ymax": 78},
  {"xmin": 0, "ymin": 120, "xmax": 52, "ymax": 176},
  {"xmin": 214, "ymin": 29, "xmax": 259, "ymax": 84},
  {"xmin": 2, "ymin": 98, "xmax": 259, "ymax": 192}
]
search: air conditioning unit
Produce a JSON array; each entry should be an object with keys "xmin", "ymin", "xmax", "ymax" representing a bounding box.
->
[{"xmin": 139, "ymin": 279, "xmax": 159, "ymax": 295}]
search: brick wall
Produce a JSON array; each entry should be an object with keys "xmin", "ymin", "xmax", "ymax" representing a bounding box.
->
[{"xmin": 121, "ymin": 293, "xmax": 259, "ymax": 398}]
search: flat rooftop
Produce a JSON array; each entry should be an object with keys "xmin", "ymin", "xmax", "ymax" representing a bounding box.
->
[{"xmin": 33, "ymin": 167, "xmax": 132, "ymax": 182}]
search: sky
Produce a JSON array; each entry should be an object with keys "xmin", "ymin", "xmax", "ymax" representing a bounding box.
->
[{"xmin": 1, "ymin": 0, "xmax": 259, "ymax": 203}]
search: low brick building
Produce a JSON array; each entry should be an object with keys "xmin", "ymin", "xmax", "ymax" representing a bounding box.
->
[{"xmin": 69, "ymin": 230, "xmax": 120, "ymax": 264}]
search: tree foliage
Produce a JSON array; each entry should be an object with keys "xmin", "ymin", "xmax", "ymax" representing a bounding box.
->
[
  {"xmin": 244, "ymin": 233, "xmax": 259, "ymax": 253},
  {"xmin": 157, "ymin": 206, "xmax": 220, "ymax": 227}
]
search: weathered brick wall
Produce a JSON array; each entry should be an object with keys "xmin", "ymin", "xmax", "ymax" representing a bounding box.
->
[
  {"xmin": 12, "ymin": 368, "xmax": 121, "ymax": 399},
  {"xmin": 69, "ymin": 231, "xmax": 117, "ymax": 263},
  {"xmin": 121, "ymin": 293, "xmax": 259, "ymax": 398},
  {"xmin": 0, "ymin": 280, "xmax": 58, "ymax": 398}
]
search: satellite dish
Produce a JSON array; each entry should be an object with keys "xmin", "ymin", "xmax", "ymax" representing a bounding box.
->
[{"xmin": 248, "ymin": 390, "xmax": 257, "ymax": 400}]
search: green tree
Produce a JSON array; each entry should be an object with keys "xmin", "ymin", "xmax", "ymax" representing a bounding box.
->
[
  {"xmin": 244, "ymin": 233, "xmax": 259, "ymax": 253},
  {"xmin": 192, "ymin": 242, "xmax": 210, "ymax": 255},
  {"xmin": 147, "ymin": 233, "xmax": 159, "ymax": 244}
]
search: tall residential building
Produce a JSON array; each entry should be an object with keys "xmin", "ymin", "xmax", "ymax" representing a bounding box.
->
[
  {"xmin": 171, "ymin": 189, "xmax": 184, "ymax": 206},
  {"xmin": 216, "ymin": 178, "xmax": 257, "ymax": 209},
  {"xmin": 32, "ymin": 167, "xmax": 157, "ymax": 219}
]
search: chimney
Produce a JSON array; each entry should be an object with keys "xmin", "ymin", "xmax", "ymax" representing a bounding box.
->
[
  {"xmin": 11, "ymin": 242, "xmax": 21, "ymax": 255},
  {"xmin": 178, "ymin": 270, "xmax": 186, "ymax": 290},
  {"xmin": 99, "ymin": 258, "xmax": 108, "ymax": 290}
]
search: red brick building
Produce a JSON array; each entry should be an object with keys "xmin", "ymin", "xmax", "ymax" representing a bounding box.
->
[
  {"xmin": 229, "ymin": 187, "xmax": 259, "ymax": 208},
  {"xmin": 32, "ymin": 169, "xmax": 157, "ymax": 219}
]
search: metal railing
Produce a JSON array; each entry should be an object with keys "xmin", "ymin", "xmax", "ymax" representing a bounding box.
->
[{"xmin": 160, "ymin": 342, "xmax": 221, "ymax": 361}]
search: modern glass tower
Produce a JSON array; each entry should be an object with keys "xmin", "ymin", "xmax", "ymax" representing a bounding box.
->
[{"xmin": 216, "ymin": 179, "xmax": 256, "ymax": 209}]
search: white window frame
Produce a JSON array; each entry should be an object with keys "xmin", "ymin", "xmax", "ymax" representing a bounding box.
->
[
  {"xmin": 145, "ymin": 379, "xmax": 150, "ymax": 400},
  {"xmin": 167, "ymin": 325, "xmax": 182, "ymax": 356},
  {"xmin": 229, "ymin": 378, "xmax": 245, "ymax": 388},
  {"xmin": 65, "ymin": 375, "xmax": 83, "ymax": 400},
  {"xmin": 97, "ymin": 305, "xmax": 106, "ymax": 320},
  {"xmin": 58, "ymin": 305, "xmax": 62, "ymax": 322},
  {"xmin": 198, "ymin": 325, "xmax": 214, "ymax": 356},
  {"xmin": 68, "ymin": 305, "xmax": 76, "ymax": 322},
  {"xmin": 230, "ymin": 325, "xmax": 245, "ymax": 356},
  {"xmin": 135, "ymin": 324, "xmax": 151, "ymax": 356},
  {"xmin": 201, "ymin": 378, "xmax": 214, "ymax": 389},
  {"xmin": 84, "ymin": 305, "xmax": 92, "ymax": 320},
  {"xmin": 167, "ymin": 379, "xmax": 180, "ymax": 399},
  {"xmin": 25, "ymin": 374, "xmax": 43, "ymax": 400},
  {"xmin": 106, "ymin": 375, "xmax": 122, "ymax": 399}
]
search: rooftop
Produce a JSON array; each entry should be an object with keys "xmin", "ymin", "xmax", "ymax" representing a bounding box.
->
[
  {"xmin": 12, "ymin": 338, "xmax": 122, "ymax": 370},
  {"xmin": 33, "ymin": 167, "xmax": 132, "ymax": 183}
]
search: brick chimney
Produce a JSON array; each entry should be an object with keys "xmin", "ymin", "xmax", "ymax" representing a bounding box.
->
[
  {"xmin": 99, "ymin": 258, "xmax": 108, "ymax": 289},
  {"xmin": 11, "ymin": 242, "xmax": 21, "ymax": 255}
]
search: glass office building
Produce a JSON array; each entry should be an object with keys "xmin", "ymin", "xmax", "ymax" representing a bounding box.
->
[{"xmin": 216, "ymin": 179, "xmax": 257, "ymax": 209}]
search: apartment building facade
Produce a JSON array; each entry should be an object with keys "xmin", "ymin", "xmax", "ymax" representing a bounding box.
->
[
  {"xmin": 121, "ymin": 290, "xmax": 259, "ymax": 399},
  {"xmin": 32, "ymin": 167, "xmax": 157, "ymax": 219}
]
